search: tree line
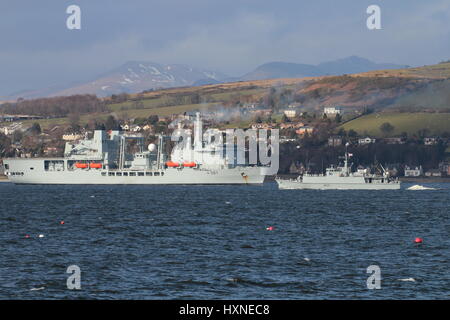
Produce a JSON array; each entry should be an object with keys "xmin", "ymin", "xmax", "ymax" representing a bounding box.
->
[{"xmin": 0, "ymin": 95, "xmax": 107, "ymax": 117}]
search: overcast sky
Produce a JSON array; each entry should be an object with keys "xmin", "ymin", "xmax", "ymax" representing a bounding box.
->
[{"xmin": 1, "ymin": 0, "xmax": 449, "ymax": 96}]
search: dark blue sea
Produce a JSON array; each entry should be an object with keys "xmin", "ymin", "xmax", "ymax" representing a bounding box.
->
[{"xmin": 0, "ymin": 182, "xmax": 449, "ymax": 299}]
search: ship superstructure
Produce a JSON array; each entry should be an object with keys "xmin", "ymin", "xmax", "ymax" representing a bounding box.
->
[{"xmin": 276, "ymin": 149, "xmax": 400, "ymax": 190}]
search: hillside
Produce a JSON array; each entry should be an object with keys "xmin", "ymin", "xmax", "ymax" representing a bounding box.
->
[
  {"xmin": 341, "ymin": 112, "xmax": 450, "ymax": 137},
  {"xmin": 2, "ymin": 60, "xmax": 450, "ymax": 131},
  {"xmin": 356, "ymin": 61, "xmax": 450, "ymax": 79}
]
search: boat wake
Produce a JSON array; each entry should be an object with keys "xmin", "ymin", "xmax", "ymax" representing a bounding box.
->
[{"xmin": 407, "ymin": 185, "xmax": 437, "ymax": 191}]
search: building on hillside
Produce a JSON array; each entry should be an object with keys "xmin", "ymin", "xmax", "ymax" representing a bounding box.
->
[
  {"xmin": 328, "ymin": 136, "xmax": 343, "ymax": 147},
  {"xmin": 283, "ymin": 110, "xmax": 297, "ymax": 118},
  {"xmin": 358, "ymin": 137, "xmax": 376, "ymax": 145},
  {"xmin": 251, "ymin": 123, "xmax": 274, "ymax": 130},
  {"xmin": 279, "ymin": 136, "xmax": 296, "ymax": 144},
  {"xmin": 0, "ymin": 123, "xmax": 23, "ymax": 135},
  {"xmin": 296, "ymin": 126, "xmax": 315, "ymax": 136},
  {"xmin": 142, "ymin": 124, "xmax": 153, "ymax": 131},
  {"xmin": 404, "ymin": 165, "xmax": 423, "ymax": 177},
  {"xmin": 323, "ymin": 106, "xmax": 342, "ymax": 116},
  {"xmin": 425, "ymin": 169, "xmax": 442, "ymax": 177},
  {"xmin": 424, "ymin": 137, "xmax": 438, "ymax": 145},
  {"xmin": 62, "ymin": 133, "xmax": 84, "ymax": 141}
]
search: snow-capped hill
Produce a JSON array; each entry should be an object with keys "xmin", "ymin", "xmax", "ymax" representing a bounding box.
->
[{"xmin": 41, "ymin": 61, "xmax": 228, "ymax": 98}]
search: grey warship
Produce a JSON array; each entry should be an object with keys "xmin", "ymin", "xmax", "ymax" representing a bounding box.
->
[
  {"xmin": 2, "ymin": 114, "xmax": 265, "ymax": 185},
  {"xmin": 276, "ymin": 149, "xmax": 400, "ymax": 190}
]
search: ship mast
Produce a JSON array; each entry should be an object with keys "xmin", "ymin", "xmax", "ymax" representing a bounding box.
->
[{"xmin": 344, "ymin": 142, "xmax": 350, "ymax": 176}]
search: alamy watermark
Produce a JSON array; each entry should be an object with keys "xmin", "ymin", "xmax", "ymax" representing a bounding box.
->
[
  {"xmin": 66, "ymin": 265, "xmax": 81, "ymax": 290},
  {"xmin": 367, "ymin": 5, "xmax": 381, "ymax": 30},
  {"xmin": 66, "ymin": 5, "xmax": 81, "ymax": 30},
  {"xmin": 366, "ymin": 265, "xmax": 381, "ymax": 289}
]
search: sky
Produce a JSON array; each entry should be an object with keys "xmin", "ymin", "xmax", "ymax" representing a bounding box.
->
[{"xmin": 0, "ymin": 0, "xmax": 450, "ymax": 96}]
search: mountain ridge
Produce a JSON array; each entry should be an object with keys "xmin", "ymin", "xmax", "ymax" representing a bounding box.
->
[
  {"xmin": 1, "ymin": 56, "xmax": 410, "ymax": 101},
  {"xmin": 241, "ymin": 56, "xmax": 409, "ymax": 80}
]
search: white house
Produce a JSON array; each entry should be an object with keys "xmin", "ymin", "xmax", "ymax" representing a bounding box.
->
[
  {"xmin": 424, "ymin": 137, "xmax": 438, "ymax": 145},
  {"xmin": 324, "ymin": 106, "xmax": 342, "ymax": 115},
  {"xmin": 358, "ymin": 137, "xmax": 376, "ymax": 145},
  {"xmin": 283, "ymin": 110, "xmax": 297, "ymax": 118},
  {"xmin": 404, "ymin": 165, "xmax": 423, "ymax": 177}
]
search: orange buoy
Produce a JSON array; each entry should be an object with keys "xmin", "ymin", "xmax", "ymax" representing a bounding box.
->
[
  {"xmin": 183, "ymin": 162, "xmax": 196, "ymax": 168},
  {"xmin": 75, "ymin": 163, "xmax": 88, "ymax": 169},
  {"xmin": 166, "ymin": 161, "xmax": 180, "ymax": 167},
  {"xmin": 89, "ymin": 163, "xmax": 102, "ymax": 169}
]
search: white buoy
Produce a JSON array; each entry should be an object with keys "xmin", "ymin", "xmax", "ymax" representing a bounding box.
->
[{"xmin": 38, "ymin": 234, "xmax": 44, "ymax": 238}]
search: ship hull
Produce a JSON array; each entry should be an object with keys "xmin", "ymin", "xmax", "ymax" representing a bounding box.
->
[
  {"xmin": 276, "ymin": 179, "xmax": 401, "ymax": 190},
  {"xmin": 3, "ymin": 159, "xmax": 265, "ymax": 185}
]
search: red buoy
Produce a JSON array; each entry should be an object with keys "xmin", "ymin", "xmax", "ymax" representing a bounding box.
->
[
  {"xmin": 24, "ymin": 234, "xmax": 30, "ymax": 239},
  {"xmin": 414, "ymin": 237, "xmax": 423, "ymax": 244},
  {"xmin": 266, "ymin": 226, "xmax": 275, "ymax": 231},
  {"xmin": 60, "ymin": 221, "xmax": 65, "ymax": 225}
]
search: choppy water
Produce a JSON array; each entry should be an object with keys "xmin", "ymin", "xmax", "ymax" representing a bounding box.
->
[{"xmin": 0, "ymin": 182, "xmax": 449, "ymax": 299}]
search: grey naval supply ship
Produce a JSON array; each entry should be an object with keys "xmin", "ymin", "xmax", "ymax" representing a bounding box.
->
[
  {"xmin": 276, "ymin": 150, "xmax": 400, "ymax": 190},
  {"xmin": 2, "ymin": 114, "xmax": 266, "ymax": 185}
]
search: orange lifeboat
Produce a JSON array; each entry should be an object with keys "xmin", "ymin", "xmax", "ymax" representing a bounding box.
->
[
  {"xmin": 166, "ymin": 161, "xmax": 180, "ymax": 167},
  {"xmin": 90, "ymin": 163, "xmax": 102, "ymax": 169},
  {"xmin": 183, "ymin": 162, "xmax": 197, "ymax": 168},
  {"xmin": 75, "ymin": 163, "xmax": 88, "ymax": 169}
]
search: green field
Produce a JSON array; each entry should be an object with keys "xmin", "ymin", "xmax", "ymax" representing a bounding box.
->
[
  {"xmin": 341, "ymin": 112, "xmax": 450, "ymax": 137},
  {"xmin": 108, "ymin": 88, "xmax": 265, "ymax": 112}
]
